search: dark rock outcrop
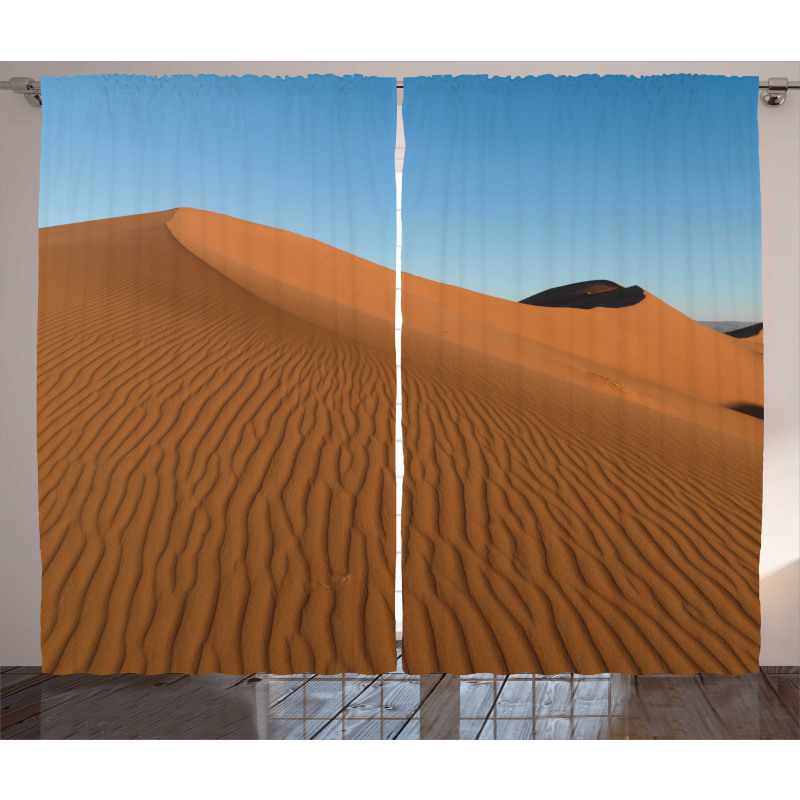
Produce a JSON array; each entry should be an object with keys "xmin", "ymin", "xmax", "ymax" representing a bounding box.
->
[
  {"xmin": 725, "ymin": 322, "xmax": 763, "ymax": 339},
  {"xmin": 521, "ymin": 280, "xmax": 645, "ymax": 309}
]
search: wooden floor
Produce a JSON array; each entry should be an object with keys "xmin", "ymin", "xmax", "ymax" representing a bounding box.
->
[{"xmin": 2, "ymin": 648, "xmax": 797, "ymax": 739}]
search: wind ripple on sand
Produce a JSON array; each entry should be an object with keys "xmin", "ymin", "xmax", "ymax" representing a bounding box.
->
[
  {"xmin": 401, "ymin": 321, "xmax": 762, "ymax": 675},
  {"xmin": 38, "ymin": 210, "xmax": 396, "ymax": 675}
]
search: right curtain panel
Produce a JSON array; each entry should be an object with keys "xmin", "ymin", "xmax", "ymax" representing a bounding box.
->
[{"xmin": 400, "ymin": 74, "xmax": 763, "ymax": 675}]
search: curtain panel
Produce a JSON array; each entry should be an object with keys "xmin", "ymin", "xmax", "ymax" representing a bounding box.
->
[
  {"xmin": 400, "ymin": 75, "xmax": 763, "ymax": 675},
  {"xmin": 37, "ymin": 74, "xmax": 398, "ymax": 675},
  {"xmin": 38, "ymin": 72, "xmax": 763, "ymax": 678}
]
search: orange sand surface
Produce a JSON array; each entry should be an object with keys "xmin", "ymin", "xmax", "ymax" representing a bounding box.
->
[
  {"xmin": 402, "ymin": 272, "xmax": 763, "ymax": 438},
  {"xmin": 401, "ymin": 272, "xmax": 762, "ymax": 674},
  {"xmin": 38, "ymin": 209, "xmax": 396, "ymax": 675}
]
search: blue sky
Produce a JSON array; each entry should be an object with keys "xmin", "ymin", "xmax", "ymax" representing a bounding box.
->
[
  {"xmin": 39, "ymin": 74, "xmax": 397, "ymax": 270},
  {"xmin": 401, "ymin": 75, "xmax": 762, "ymax": 322}
]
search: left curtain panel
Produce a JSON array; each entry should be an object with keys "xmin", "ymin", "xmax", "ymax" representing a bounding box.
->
[{"xmin": 37, "ymin": 74, "xmax": 398, "ymax": 675}]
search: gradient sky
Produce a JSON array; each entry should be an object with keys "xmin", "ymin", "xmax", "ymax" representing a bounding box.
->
[
  {"xmin": 39, "ymin": 74, "xmax": 397, "ymax": 270},
  {"xmin": 401, "ymin": 75, "xmax": 762, "ymax": 322}
]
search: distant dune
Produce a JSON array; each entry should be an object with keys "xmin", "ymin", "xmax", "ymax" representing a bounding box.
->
[
  {"xmin": 401, "ymin": 271, "xmax": 762, "ymax": 675},
  {"xmin": 701, "ymin": 320, "xmax": 763, "ymax": 336},
  {"xmin": 521, "ymin": 279, "xmax": 646, "ymax": 309},
  {"xmin": 402, "ymin": 271, "xmax": 763, "ymax": 438},
  {"xmin": 38, "ymin": 209, "xmax": 397, "ymax": 675},
  {"xmin": 725, "ymin": 322, "xmax": 764, "ymax": 340}
]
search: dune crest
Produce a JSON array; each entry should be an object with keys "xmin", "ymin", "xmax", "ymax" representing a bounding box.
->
[{"xmin": 166, "ymin": 207, "xmax": 394, "ymax": 342}]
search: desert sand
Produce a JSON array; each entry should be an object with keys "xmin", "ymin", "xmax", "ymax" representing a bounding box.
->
[
  {"xmin": 38, "ymin": 206, "xmax": 763, "ymax": 676},
  {"xmin": 401, "ymin": 271, "xmax": 762, "ymax": 675},
  {"xmin": 38, "ymin": 209, "xmax": 397, "ymax": 675}
]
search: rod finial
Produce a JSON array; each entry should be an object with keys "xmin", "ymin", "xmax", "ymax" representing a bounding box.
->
[
  {"xmin": 0, "ymin": 77, "xmax": 41, "ymax": 107},
  {"xmin": 761, "ymin": 77, "xmax": 789, "ymax": 107}
]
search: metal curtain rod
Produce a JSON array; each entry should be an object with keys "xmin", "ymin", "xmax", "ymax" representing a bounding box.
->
[{"xmin": 3, "ymin": 76, "xmax": 800, "ymax": 108}]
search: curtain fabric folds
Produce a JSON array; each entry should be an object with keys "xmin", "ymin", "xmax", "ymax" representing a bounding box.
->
[
  {"xmin": 37, "ymin": 74, "xmax": 398, "ymax": 675},
  {"xmin": 399, "ymin": 75, "xmax": 763, "ymax": 675},
  {"xmin": 38, "ymin": 72, "xmax": 763, "ymax": 677}
]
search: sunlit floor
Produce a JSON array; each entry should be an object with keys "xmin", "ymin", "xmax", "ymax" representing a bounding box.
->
[{"xmin": 2, "ymin": 647, "xmax": 797, "ymax": 739}]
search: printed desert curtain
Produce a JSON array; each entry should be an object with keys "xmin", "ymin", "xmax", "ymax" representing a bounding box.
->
[
  {"xmin": 400, "ymin": 75, "xmax": 763, "ymax": 675},
  {"xmin": 38, "ymin": 74, "xmax": 398, "ymax": 675}
]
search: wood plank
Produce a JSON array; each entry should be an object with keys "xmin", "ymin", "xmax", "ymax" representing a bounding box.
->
[
  {"xmin": 624, "ymin": 675, "xmax": 697, "ymax": 739},
  {"xmin": 761, "ymin": 673, "xmax": 799, "ymax": 719},
  {"xmin": 572, "ymin": 716, "xmax": 611, "ymax": 740},
  {"xmin": 345, "ymin": 678, "xmax": 422, "ymax": 718},
  {"xmin": 621, "ymin": 673, "xmax": 773, "ymax": 739},
  {"xmin": 534, "ymin": 679, "xmax": 572, "ymax": 717},
  {"xmin": 458, "ymin": 677, "xmax": 504, "ymax": 719},
  {"xmin": 572, "ymin": 679, "xmax": 611, "ymax": 715},
  {"xmin": 458, "ymin": 718, "xmax": 485, "ymax": 740},
  {"xmin": 495, "ymin": 679, "xmax": 534, "ymax": 718},
  {"xmin": 259, "ymin": 677, "xmax": 313, "ymax": 710},
  {"xmin": 277, "ymin": 677, "xmax": 372, "ymax": 720},
  {"xmin": 315, "ymin": 716, "xmax": 407, "ymax": 740},
  {"xmin": 1, "ymin": 667, "xmax": 42, "ymax": 674},
  {"xmin": 420, "ymin": 675, "xmax": 460, "ymax": 739},
  {"xmin": 2, "ymin": 673, "xmax": 99, "ymax": 739},
  {"xmin": 277, "ymin": 677, "xmax": 380, "ymax": 739},
  {"xmin": 394, "ymin": 718, "xmax": 420, "ymax": 739},
  {"xmin": 0, "ymin": 673, "xmax": 55, "ymax": 698},
  {"xmin": 479, "ymin": 717, "xmax": 534, "ymax": 740},
  {"xmin": 605, "ymin": 674, "xmax": 633, "ymax": 739},
  {"xmin": 534, "ymin": 717, "xmax": 572, "ymax": 740},
  {"xmin": 757, "ymin": 674, "xmax": 800, "ymax": 739},
  {"xmin": 45, "ymin": 673, "xmax": 258, "ymax": 739}
]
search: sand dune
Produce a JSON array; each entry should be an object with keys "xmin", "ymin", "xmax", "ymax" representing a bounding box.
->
[
  {"xmin": 402, "ymin": 271, "xmax": 763, "ymax": 438},
  {"xmin": 38, "ymin": 205, "xmax": 763, "ymax": 676},
  {"xmin": 38, "ymin": 209, "xmax": 396, "ymax": 675},
  {"xmin": 166, "ymin": 208, "xmax": 394, "ymax": 340},
  {"xmin": 725, "ymin": 322, "xmax": 764, "ymax": 340},
  {"xmin": 401, "ymin": 274, "xmax": 762, "ymax": 675}
]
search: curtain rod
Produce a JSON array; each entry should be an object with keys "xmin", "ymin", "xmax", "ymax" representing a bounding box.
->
[{"xmin": 3, "ymin": 77, "xmax": 799, "ymax": 108}]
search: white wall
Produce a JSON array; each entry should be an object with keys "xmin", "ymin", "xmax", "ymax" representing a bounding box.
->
[{"xmin": 1, "ymin": 61, "xmax": 797, "ymax": 666}]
